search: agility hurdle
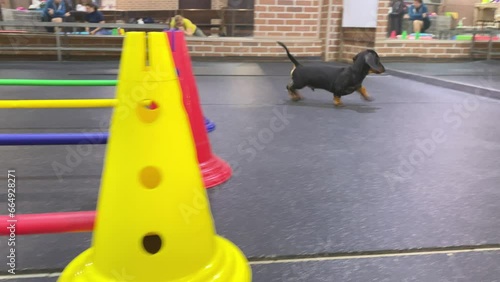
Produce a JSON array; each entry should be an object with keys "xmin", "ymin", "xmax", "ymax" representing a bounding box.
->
[
  {"xmin": 2, "ymin": 31, "xmax": 251, "ymax": 282},
  {"xmin": 0, "ymin": 33, "xmax": 227, "ymax": 188},
  {"xmin": 0, "ymin": 32, "xmax": 232, "ymax": 246},
  {"xmin": 0, "ymin": 31, "xmax": 232, "ymax": 242}
]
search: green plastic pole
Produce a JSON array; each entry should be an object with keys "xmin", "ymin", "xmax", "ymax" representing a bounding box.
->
[{"xmin": 0, "ymin": 79, "xmax": 118, "ymax": 86}]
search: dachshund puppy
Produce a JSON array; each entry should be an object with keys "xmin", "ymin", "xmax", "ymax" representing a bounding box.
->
[{"xmin": 277, "ymin": 41, "xmax": 385, "ymax": 107}]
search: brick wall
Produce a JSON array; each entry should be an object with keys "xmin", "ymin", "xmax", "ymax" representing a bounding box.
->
[
  {"xmin": 318, "ymin": 0, "xmax": 329, "ymax": 53},
  {"xmin": 321, "ymin": 0, "xmax": 378, "ymax": 63},
  {"xmin": 253, "ymin": 0, "xmax": 320, "ymax": 38},
  {"xmin": 319, "ymin": 0, "xmax": 342, "ymax": 61},
  {"xmin": 375, "ymin": 0, "xmax": 391, "ymax": 44},
  {"xmin": 115, "ymin": 0, "xmax": 178, "ymax": 10},
  {"xmin": 339, "ymin": 28, "xmax": 376, "ymax": 62},
  {"xmin": 187, "ymin": 38, "xmax": 322, "ymax": 58}
]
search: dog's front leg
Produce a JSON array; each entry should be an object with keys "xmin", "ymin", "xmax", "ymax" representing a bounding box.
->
[{"xmin": 357, "ymin": 86, "xmax": 373, "ymax": 102}]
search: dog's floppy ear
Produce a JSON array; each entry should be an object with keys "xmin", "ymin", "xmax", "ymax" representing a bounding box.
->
[
  {"xmin": 364, "ymin": 52, "xmax": 384, "ymax": 73},
  {"xmin": 352, "ymin": 54, "xmax": 358, "ymax": 62}
]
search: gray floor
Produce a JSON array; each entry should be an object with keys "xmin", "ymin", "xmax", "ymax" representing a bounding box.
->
[
  {"xmin": 385, "ymin": 60, "xmax": 500, "ymax": 90},
  {"xmin": 0, "ymin": 61, "xmax": 500, "ymax": 281}
]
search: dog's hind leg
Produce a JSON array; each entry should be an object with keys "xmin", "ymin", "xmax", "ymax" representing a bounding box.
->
[
  {"xmin": 286, "ymin": 81, "xmax": 303, "ymax": 101},
  {"xmin": 333, "ymin": 95, "xmax": 344, "ymax": 107},
  {"xmin": 357, "ymin": 86, "xmax": 374, "ymax": 102}
]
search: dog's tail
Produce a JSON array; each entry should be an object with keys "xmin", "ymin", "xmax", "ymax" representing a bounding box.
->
[{"xmin": 277, "ymin": 41, "xmax": 300, "ymax": 67}]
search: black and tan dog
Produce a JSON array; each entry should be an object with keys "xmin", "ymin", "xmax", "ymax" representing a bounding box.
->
[{"xmin": 277, "ymin": 42, "xmax": 386, "ymax": 107}]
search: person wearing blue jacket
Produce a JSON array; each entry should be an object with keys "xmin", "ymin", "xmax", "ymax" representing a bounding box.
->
[
  {"xmin": 42, "ymin": 0, "xmax": 68, "ymax": 32},
  {"xmin": 84, "ymin": 3, "xmax": 111, "ymax": 35},
  {"xmin": 404, "ymin": 0, "xmax": 431, "ymax": 33}
]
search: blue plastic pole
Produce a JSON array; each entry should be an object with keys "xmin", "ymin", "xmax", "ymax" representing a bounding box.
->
[
  {"xmin": 0, "ymin": 133, "xmax": 108, "ymax": 145},
  {"xmin": 0, "ymin": 122, "xmax": 215, "ymax": 145}
]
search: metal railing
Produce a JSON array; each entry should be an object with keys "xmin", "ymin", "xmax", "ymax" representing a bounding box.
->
[
  {"xmin": 0, "ymin": 21, "xmax": 172, "ymax": 61},
  {"xmin": 0, "ymin": 19, "xmax": 256, "ymax": 61},
  {"xmin": 470, "ymin": 28, "xmax": 500, "ymax": 60}
]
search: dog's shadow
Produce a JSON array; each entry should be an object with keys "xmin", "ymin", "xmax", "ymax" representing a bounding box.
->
[{"xmin": 284, "ymin": 98, "xmax": 380, "ymax": 113}]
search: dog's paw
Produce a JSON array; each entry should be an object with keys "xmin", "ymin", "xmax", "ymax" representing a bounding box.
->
[
  {"xmin": 360, "ymin": 95, "xmax": 374, "ymax": 102},
  {"xmin": 290, "ymin": 93, "xmax": 303, "ymax": 101}
]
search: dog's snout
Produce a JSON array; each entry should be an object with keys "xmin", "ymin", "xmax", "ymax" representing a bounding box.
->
[{"xmin": 373, "ymin": 61, "xmax": 386, "ymax": 73}]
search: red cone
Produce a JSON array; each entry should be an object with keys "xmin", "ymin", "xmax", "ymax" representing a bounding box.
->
[
  {"xmin": 390, "ymin": 30, "xmax": 397, "ymax": 39},
  {"xmin": 166, "ymin": 30, "xmax": 232, "ymax": 189}
]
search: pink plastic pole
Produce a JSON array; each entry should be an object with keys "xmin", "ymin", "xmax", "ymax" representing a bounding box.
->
[
  {"xmin": 0, "ymin": 211, "xmax": 95, "ymax": 235},
  {"xmin": 166, "ymin": 30, "xmax": 232, "ymax": 188}
]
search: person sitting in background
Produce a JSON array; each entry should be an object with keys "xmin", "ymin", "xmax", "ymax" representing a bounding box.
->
[
  {"xmin": 404, "ymin": 0, "xmax": 431, "ymax": 33},
  {"xmin": 84, "ymin": 3, "xmax": 111, "ymax": 35},
  {"xmin": 388, "ymin": 0, "xmax": 406, "ymax": 36},
  {"xmin": 42, "ymin": 0, "xmax": 69, "ymax": 32},
  {"xmin": 169, "ymin": 15, "xmax": 206, "ymax": 37},
  {"xmin": 61, "ymin": 0, "xmax": 76, "ymax": 33}
]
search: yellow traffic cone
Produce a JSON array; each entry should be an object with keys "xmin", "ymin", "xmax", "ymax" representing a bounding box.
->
[{"xmin": 58, "ymin": 31, "xmax": 251, "ymax": 282}]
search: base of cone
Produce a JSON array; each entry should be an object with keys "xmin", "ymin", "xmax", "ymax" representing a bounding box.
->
[
  {"xmin": 201, "ymin": 154, "xmax": 232, "ymax": 189},
  {"xmin": 57, "ymin": 236, "xmax": 251, "ymax": 282},
  {"xmin": 204, "ymin": 117, "xmax": 216, "ymax": 133}
]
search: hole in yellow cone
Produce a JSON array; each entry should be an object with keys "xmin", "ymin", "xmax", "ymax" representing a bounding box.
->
[
  {"xmin": 143, "ymin": 233, "xmax": 162, "ymax": 255},
  {"xmin": 140, "ymin": 166, "xmax": 161, "ymax": 189},
  {"xmin": 137, "ymin": 99, "xmax": 159, "ymax": 123}
]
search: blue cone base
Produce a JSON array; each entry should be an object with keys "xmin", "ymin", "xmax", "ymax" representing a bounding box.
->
[{"xmin": 205, "ymin": 117, "xmax": 216, "ymax": 133}]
